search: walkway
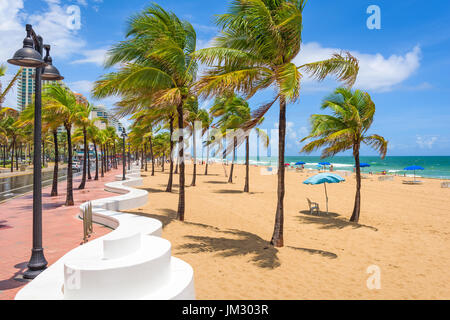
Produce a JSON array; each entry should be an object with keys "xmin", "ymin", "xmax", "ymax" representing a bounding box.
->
[{"xmin": 0, "ymin": 168, "xmax": 121, "ymax": 300}]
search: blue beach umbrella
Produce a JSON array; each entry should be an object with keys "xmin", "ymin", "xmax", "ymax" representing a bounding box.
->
[
  {"xmin": 319, "ymin": 162, "xmax": 331, "ymax": 166},
  {"xmin": 358, "ymin": 163, "xmax": 371, "ymax": 168},
  {"xmin": 295, "ymin": 161, "xmax": 305, "ymax": 166},
  {"xmin": 303, "ymin": 173, "xmax": 345, "ymax": 214},
  {"xmin": 404, "ymin": 165, "xmax": 424, "ymax": 182},
  {"xmin": 356, "ymin": 163, "xmax": 371, "ymax": 173}
]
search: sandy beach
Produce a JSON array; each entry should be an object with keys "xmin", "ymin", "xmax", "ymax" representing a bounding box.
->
[{"xmin": 128, "ymin": 163, "xmax": 450, "ymax": 300}]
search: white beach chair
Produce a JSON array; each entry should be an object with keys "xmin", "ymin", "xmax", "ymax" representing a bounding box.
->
[
  {"xmin": 307, "ymin": 198, "xmax": 320, "ymax": 215},
  {"xmin": 441, "ymin": 181, "xmax": 450, "ymax": 188}
]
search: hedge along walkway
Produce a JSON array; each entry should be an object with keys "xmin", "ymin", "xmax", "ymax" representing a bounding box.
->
[{"xmin": 0, "ymin": 168, "xmax": 121, "ymax": 300}]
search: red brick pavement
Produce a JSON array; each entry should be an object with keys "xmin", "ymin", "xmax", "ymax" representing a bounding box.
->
[{"xmin": 0, "ymin": 169, "xmax": 122, "ymax": 300}]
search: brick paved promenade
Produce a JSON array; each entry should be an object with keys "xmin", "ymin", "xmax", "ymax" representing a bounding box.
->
[{"xmin": 0, "ymin": 168, "xmax": 121, "ymax": 300}]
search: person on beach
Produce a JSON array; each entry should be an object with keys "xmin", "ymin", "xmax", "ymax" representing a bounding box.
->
[{"xmin": 330, "ymin": 164, "xmax": 334, "ymax": 172}]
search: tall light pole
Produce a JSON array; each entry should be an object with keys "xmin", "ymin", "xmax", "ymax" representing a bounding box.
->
[
  {"xmin": 121, "ymin": 128, "xmax": 127, "ymax": 181},
  {"xmin": 8, "ymin": 24, "xmax": 63, "ymax": 279}
]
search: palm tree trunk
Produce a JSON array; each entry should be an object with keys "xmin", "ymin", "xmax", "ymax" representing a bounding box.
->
[
  {"xmin": 10, "ymin": 140, "xmax": 14, "ymax": 172},
  {"xmin": 113, "ymin": 143, "xmax": 117, "ymax": 169},
  {"xmin": 65, "ymin": 126, "xmax": 74, "ymax": 206},
  {"xmin": 101, "ymin": 145, "xmax": 104, "ymax": 178},
  {"xmin": 41, "ymin": 141, "xmax": 45, "ymax": 169},
  {"xmin": 78, "ymin": 128, "xmax": 87, "ymax": 189},
  {"xmin": 176, "ymin": 102, "xmax": 185, "ymax": 221},
  {"xmin": 166, "ymin": 117, "xmax": 174, "ymax": 192},
  {"xmin": 15, "ymin": 142, "xmax": 19, "ymax": 171},
  {"xmin": 87, "ymin": 143, "xmax": 92, "ymax": 180},
  {"xmin": 204, "ymin": 143, "xmax": 209, "ymax": 175},
  {"xmin": 350, "ymin": 144, "xmax": 362, "ymax": 223},
  {"xmin": 244, "ymin": 135, "xmax": 250, "ymax": 192},
  {"xmin": 141, "ymin": 148, "xmax": 145, "ymax": 170},
  {"xmin": 270, "ymin": 97, "xmax": 286, "ymax": 247},
  {"xmin": 2, "ymin": 145, "xmax": 5, "ymax": 168},
  {"xmin": 228, "ymin": 136, "xmax": 237, "ymax": 183},
  {"xmin": 50, "ymin": 130, "xmax": 58, "ymax": 196},
  {"xmin": 144, "ymin": 143, "xmax": 148, "ymax": 171},
  {"xmin": 149, "ymin": 136, "xmax": 155, "ymax": 176},
  {"xmin": 94, "ymin": 142, "xmax": 99, "ymax": 180},
  {"xmin": 191, "ymin": 125, "xmax": 197, "ymax": 186}
]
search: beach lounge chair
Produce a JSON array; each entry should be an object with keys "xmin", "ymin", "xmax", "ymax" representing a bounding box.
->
[
  {"xmin": 441, "ymin": 181, "xmax": 450, "ymax": 188},
  {"xmin": 378, "ymin": 176, "xmax": 394, "ymax": 181},
  {"xmin": 307, "ymin": 198, "xmax": 320, "ymax": 215},
  {"xmin": 402, "ymin": 180, "xmax": 423, "ymax": 185}
]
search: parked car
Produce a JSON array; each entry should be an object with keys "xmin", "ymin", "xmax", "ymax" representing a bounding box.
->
[{"xmin": 72, "ymin": 161, "xmax": 81, "ymax": 172}]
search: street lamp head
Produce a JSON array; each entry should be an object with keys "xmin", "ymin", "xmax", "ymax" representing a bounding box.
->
[
  {"xmin": 121, "ymin": 128, "xmax": 127, "ymax": 138},
  {"xmin": 41, "ymin": 45, "xmax": 64, "ymax": 80},
  {"xmin": 7, "ymin": 29, "xmax": 46, "ymax": 68}
]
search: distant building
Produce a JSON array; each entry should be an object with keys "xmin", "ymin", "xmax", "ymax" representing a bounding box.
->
[
  {"xmin": 17, "ymin": 67, "xmax": 65, "ymax": 111},
  {"xmin": 90, "ymin": 104, "xmax": 125, "ymax": 133}
]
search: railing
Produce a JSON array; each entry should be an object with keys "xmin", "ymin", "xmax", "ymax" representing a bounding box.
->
[{"xmin": 82, "ymin": 201, "xmax": 93, "ymax": 244}]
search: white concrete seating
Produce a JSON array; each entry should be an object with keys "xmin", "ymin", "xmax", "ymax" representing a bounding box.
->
[{"xmin": 15, "ymin": 166, "xmax": 195, "ymax": 300}]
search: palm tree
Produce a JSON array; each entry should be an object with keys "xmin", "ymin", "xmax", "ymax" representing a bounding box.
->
[
  {"xmin": 185, "ymin": 96, "xmax": 203, "ymax": 186},
  {"xmin": 301, "ymin": 88, "xmax": 388, "ymax": 223},
  {"xmin": 86, "ymin": 123, "xmax": 100, "ymax": 180},
  {"xmin": 193, "ymin": 0, "xmax": 359, "ymax": 246},
  {"xmin": 44, "ymin": 84, "xmax": 82, "ymax": 206},
  {"xmin": 74, "ymin": 104, "xmax": 92, "ymax": 190},
  {"xmin": 210, "ymin": 94, "xmax": 251, "ymax": 184},
  {"xmin": 93, "ymin": 4, "xmax": 198, "ymax": 221},
  {"xmin": 20, "ymin": 97, "xmax": 63, "ymax": 196},
  {"xmin": 200, "ymin": 111, "xmax": 213, "ymax": 175},
  {"xmin": 0, "ymin": 108, "xmax": 21, "ymax": 172}
]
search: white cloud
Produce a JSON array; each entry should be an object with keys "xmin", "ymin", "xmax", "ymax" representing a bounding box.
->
[
  {"xmin": 72, "ymin": 48, "xmax": 108, "ymax": 66},
  {"xmin": 28, "ymin": 0, "xmax": 86, "ymax": 60},
  {"xmin": 68, "ymin": 79, "xmax": 93, "ymax": 95},
  {"xmin": 294, "ymin": 42, "xmax": 422, "ymax": 92},
  {"xmin": 416, "ymin": 136, "xmax": 438, "ymax": 149}
]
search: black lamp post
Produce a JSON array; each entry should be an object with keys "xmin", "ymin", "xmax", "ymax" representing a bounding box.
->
[
  {"xmin": 121, "ymin": 128, "xmax": 127, "ymax": 180},
  {"xmin": 8, "ymin": 24, "xmax": 63, "ymax": 279}
]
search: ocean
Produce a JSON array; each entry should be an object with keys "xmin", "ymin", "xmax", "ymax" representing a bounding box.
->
[{"xmin": 212, "ymin": 156, "xmax": 450, "ymax": 180}]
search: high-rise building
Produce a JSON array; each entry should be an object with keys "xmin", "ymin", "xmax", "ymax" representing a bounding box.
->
[
  {"xmin": 17, "ymin": 67, "xmax": 65, "ymax": 111},
  {"xmin": 17, "ymin": 67, "xmax": 35, "ymax": 111},
  {"xmin": 90, "ymin": 104, "xmax": 125, "ymax": 133}
]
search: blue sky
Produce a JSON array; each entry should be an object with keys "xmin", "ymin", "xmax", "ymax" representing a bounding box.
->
[{"xmin": 1, "ymin": 0, "xmax": 449, "ymax": 156}]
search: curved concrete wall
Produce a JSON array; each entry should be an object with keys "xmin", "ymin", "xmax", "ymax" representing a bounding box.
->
[{"xmin": 15, "ymin": 167, "xmax": 195, "ymax": 300}]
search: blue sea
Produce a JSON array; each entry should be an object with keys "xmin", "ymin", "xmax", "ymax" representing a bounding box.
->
[{"xmin": 214, "ymin": 156, "xmax": 450, "ymax": 180}]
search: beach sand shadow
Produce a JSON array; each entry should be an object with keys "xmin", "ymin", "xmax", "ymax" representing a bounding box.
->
[
  {"xmin": 204, "ymin": 180, "xmax": 228, "ymax": 184},
  {"xmin": 178, "ymin": 229, "xmax": 281, "ymax": 269},
  {"xmin": 298, "ymin": 210, "xmax": 378, "ymax": 231},
  {"xmin": 214, "ymin": 189, "xmax": 263, "ymax": 195}
]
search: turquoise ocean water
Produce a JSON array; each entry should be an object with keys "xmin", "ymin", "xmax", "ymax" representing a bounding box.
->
[{"xmin": 215, "ymin": 156, "xmax": 450, "ymax": 180}]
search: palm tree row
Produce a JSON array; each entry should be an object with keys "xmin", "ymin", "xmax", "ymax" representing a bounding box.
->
[{"xmin": 92, "ymin": 1, "xmax": 388, "ymax": 248}]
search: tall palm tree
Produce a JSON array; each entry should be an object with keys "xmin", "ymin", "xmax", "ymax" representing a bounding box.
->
[
  {"xmin": 74, "ymin": 104, "xmax": 92, "ymax": 190},
  {"xmin": 301, "ymin": 88, "xmax": 388, "ymax": 223},
  {"xmin": 0, "ymin": 108, "xmax": 21, "ymax": 172},
  {"xmin": 200, "ymin": 111, "xmax": 213, "ymax": 175},
  {"xmin": 210, "ymin": 94, "xmax": 251, "ymax": 184},
  {"xmin": 185, "ymin": 96, "xmax": 203, "ymax": 186},
  {"xmin": 86, "ymin": 123, "xmax": 101, "ymax": 180},
  {"xmin": 20, "ymin": 97, "xmax": 63, "ymax": 196},
  {"xmin": 44, "ymin": 84, "xmax": 82, "ymax": 206},
  {"xmin": 93, "ymin": 4, "xmax": 198, "ymax": 221},
  {"xmin": 193, "ymin": 0, "xmax": 359, "ymax": 246}
]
